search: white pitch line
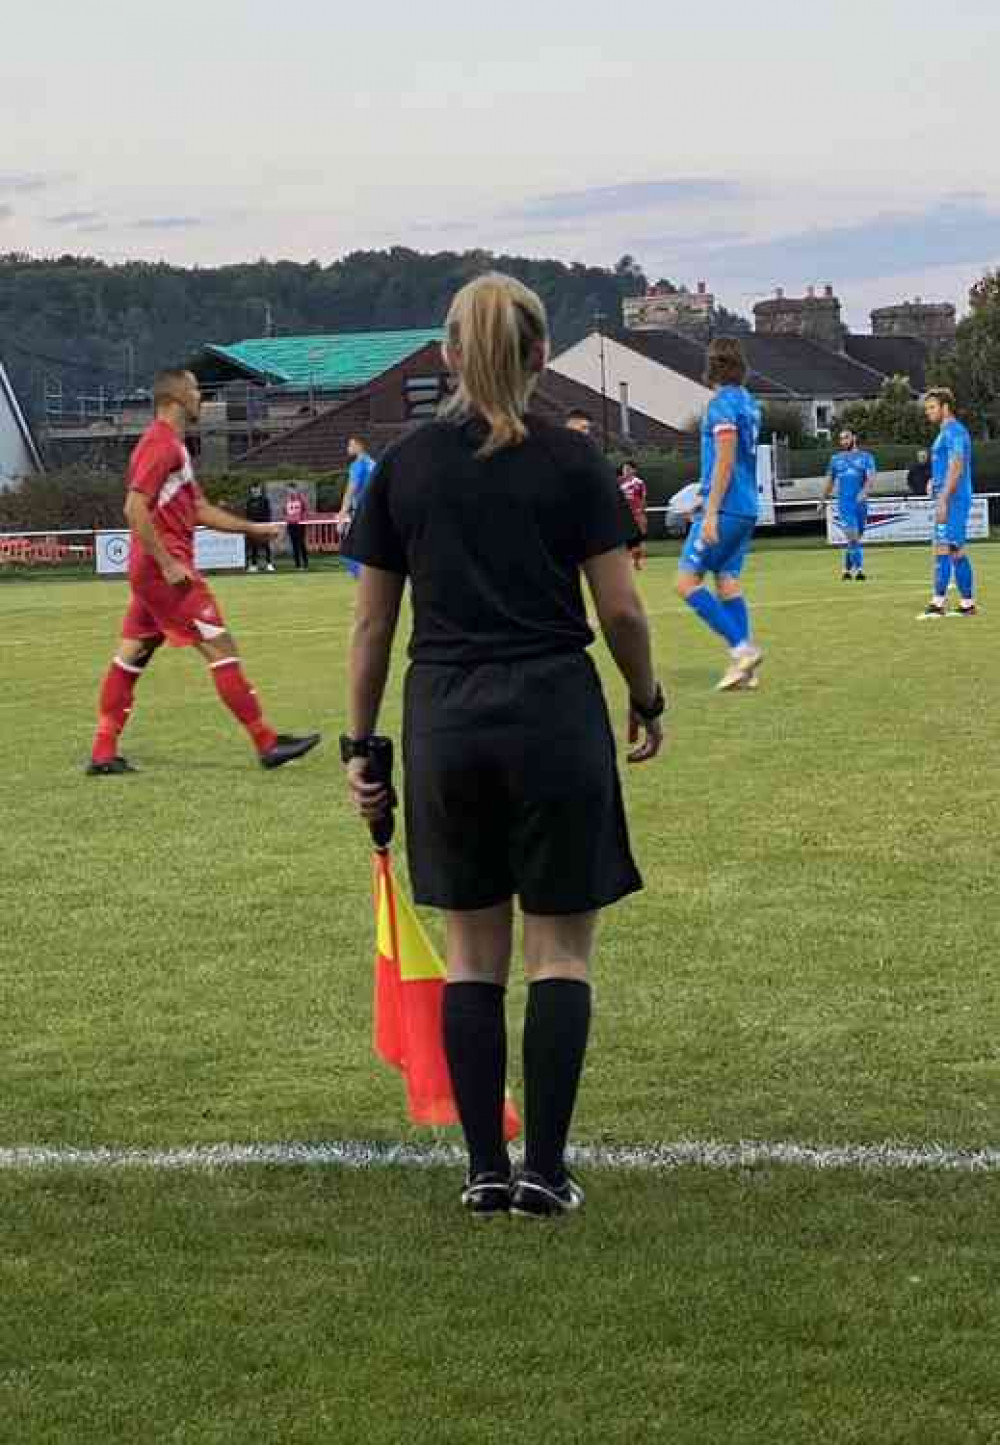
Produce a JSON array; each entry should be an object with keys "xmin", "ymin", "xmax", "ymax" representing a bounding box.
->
[{"xmin": 3, "ymin": 1138, "xmax": 1000, "ymax": 1175}]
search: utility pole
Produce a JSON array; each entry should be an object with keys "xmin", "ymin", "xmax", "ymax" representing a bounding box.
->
[
  {"xmin": 594, "ymin": 310, "xmax": 610, "ymax": 453},
  {"xmin": 250, "ymin": 297, "xmax": 274, "ymax": 337},
  {"xmin": 307, "ymin": 346, "xmax": 324, "ymax": 414}
]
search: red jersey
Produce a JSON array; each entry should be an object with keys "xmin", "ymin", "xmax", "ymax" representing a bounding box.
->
[
  {"xmin": 284, "ymin": 493, "xmax": 307, "ymax": 524},
  {"xmin": 127, "ymin": 420, "xmax": 203, "ymax": 579},
  {"xmin": 619, "ymin": 475, "xmax": 648, "ymax": 530}
]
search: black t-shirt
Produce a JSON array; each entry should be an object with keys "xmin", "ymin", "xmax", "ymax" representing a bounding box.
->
[
  {"xmin": 246, "ymin": 491, "xmax": 272, "ymax": 522},
  {"xmin": 343, "ymin": 415, "xmax": 632, "ymax": 665},
  {"xmin": 907, "ymin": 462, "xmax": 932, "ymax": 496}
]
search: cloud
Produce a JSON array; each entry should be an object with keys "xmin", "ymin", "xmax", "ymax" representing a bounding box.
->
[
  {"xmin": 409, "ymin": 220, "xmax": 481, "ymax": 237},
  {"xmin": 0, "ymin": 170, "xmax": 73, "ymax": 194},
  {"xmin": 694, "ymin": 197, "xmax": 1000, "ymax": 286},
  {"xmin": 128, "ymin": 216, "xmax": 205, "ymax": 231},
  {"xmin": 633, "ymin": 227, "xmax": 749, "ymax": 252},
  {"xmin": 512, "ymin": 178, "xmax": 743, "ymax": 222},
  {"xmin": 46, "ymin": 210, "xmax": 104, "ymax": 227}
]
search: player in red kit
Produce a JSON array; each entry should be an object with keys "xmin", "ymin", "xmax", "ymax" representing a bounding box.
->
[
  {"xmin": 87, "ymin": 369, "xmax": 321, "ymax": 775},
  {"xmin": 618, "ymin": 461, "xmax": 648, "ymax": 570}
]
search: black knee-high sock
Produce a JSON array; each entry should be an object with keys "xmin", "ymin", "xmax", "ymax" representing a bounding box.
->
[
  {"xmin": 443, "ymin": 982, "xmax": 508, "ymax": 1178},
  {"xmin": 523, "ymin": 979, "xmax": 592, "ymax": 1183}
]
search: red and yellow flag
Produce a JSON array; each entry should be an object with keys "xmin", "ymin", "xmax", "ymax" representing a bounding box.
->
[{"xmin": 373, "ymin": 851, "xmax": 520, "ymax": 1138}]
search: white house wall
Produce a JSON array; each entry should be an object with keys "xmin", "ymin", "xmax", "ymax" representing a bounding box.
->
[
  {"xmin": 549, "ymin": 335, "xmax": 713, "ymax": 434},
  {"xmin": 0, "ymin": 364, "xmax": 42, "ymax": 488}
]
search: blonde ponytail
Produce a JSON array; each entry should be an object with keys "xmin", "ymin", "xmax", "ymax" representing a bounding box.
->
[{"xmin": 440, "ymin": 273, "xmax": 549, "ymax": 457}]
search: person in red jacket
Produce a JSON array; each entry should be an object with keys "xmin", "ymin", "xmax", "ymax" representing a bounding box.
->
[
  {"xmin": 284, "ymin": 486, "xmax": 310, "ymax": 571},
  {"xmin": 87, "ymin": 369, "xmax": 321, "ymax": 775}
]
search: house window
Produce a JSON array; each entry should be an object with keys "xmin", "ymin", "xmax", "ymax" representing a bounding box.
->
[
  {"xmin": 405, "ymin": 374, "xmax": 451, "ymax": 419},
  {"xmin": 815, "ymin": 404, "xmax": 832, "ymax": 429}
]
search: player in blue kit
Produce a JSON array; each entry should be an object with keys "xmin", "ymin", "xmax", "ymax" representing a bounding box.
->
[
  {"xmin": 823, "ymin": 429, "xmax": 876, "ymax": 580},
  {"xmin": 338, "ymin": 434, "xmax": 377, "ymax": 580},
  {"xmin": 921, "ymin": 389, "xmax": 976, "ymax": 619},
  {"xmin": 676, "ymin": 337, "xmax": 764, "ymax": 692}
]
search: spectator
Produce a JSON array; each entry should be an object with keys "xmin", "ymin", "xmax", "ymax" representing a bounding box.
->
[
  {"xmin": 908, "ymin": 448, "xmax": 932, "ymax": 497},
  {"xmin": 284, "ymin": 486, "xmax": 310, "ymax": 571},
  {"xmin": 245, "ymin": 483, "xmax": 275, "ymax": 572},
  {"xmin": 565, "ymin": 409, "xmax": 593, "ymax": 438},
  {"xmin": 617, "ymin": 460, "xmax": 649, "ymax": 569}
]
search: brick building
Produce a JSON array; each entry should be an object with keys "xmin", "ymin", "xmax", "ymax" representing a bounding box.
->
[
  {"xmin": 870, "ymin": 300, "xmax": 957, "ymax": 348},
  {"xmin": 233, "ymin": 355, "xmax": 689, "ymax": 473},
  {"xmin": 753, "ymin": 285, "xmax": 846, "ymax": 351},
  {"xmin": 623, "ymin": 282, "xmax": 715, "ymax": 343}
]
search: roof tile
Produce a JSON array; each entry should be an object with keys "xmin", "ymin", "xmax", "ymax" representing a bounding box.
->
[{"xmin": 206, "ymin": 329, "xmax": 444, "ymax": 392}]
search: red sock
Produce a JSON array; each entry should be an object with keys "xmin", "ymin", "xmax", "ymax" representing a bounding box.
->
[
  {"xmin": 210, "ymin": 659, "xmax": 278, "ymax": 754},
  {"xmin": 91, "ymin": 658, "xmax": 142, "ymax": 765}
]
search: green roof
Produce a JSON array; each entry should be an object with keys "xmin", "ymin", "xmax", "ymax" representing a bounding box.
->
[{"xmin": 202, "ymin": 329, "xmax": 444, "ymax": 392}]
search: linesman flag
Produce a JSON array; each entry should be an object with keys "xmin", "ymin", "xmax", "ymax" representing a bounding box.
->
[{"xmin": 373, "ymin": 851, "xmax": 521, "ymax": 1139}]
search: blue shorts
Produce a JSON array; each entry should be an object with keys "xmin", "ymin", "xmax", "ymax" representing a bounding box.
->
[
  {"xmin": 935, "ymin": 497, "xmax": 971, "ymax": 549},
  {"xmin": 838, "ymin": 501, "xmax": 868, "ymax": 537},
  {"xmin": 679, "ymin": 512, "xmax": 755, "ymax": 579}
]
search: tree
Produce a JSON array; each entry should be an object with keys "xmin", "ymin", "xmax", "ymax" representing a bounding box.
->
[
  {"xmin": 613, "ymin": 255, "xmax": 649, "ymax": 297},
  {"xmin": 837, "ymin": 376, "xmax": 933, "ymax": 445},
  {"xmin": 0, "ymin": 249, "xmax": 650, "ymax": 423},
  {"xmin": 759, "ymin": 402, "xmax": 812, "ymax": 449},
  {"xmin": 712, "ymin": 305, "xmax": 752, "ymax": 337},
  {"xmin": 934, "ymin": 270, "xmax": 1000, "ymax": 436}
]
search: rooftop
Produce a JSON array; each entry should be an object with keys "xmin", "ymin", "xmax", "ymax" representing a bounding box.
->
[
  {"xmin": 234, "ymin": 364, "xmax": 690, "ymax": 471},
  {"xmin": 615, "ymin": 329, "xmax": 896, "ymax": 399},
  {"xmin": 844, "ymin": 334, "xmax": 929, "ymax": 391},
  {"xmin": 191, "ymin": 328, "xmax": 444, "ymax": 393}
]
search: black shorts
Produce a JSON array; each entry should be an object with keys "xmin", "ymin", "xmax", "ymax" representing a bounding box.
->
[{"xmin": 402, "ymin": 653, "xmax": 642, "ymax": 915}]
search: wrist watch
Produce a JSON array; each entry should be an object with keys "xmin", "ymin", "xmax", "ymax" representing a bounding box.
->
[
  {"xmin": 630, "ymin": 683, "xmax": 666, "ymax": 723},
  {"xmin": 340, "ymin": 735, "xmax": 373, "ymax": 764}
]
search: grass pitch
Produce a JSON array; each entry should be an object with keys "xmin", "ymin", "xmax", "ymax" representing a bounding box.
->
[{"xmin": 2, "ymin": 545, "xmax": 1000, "ymax": 1442}]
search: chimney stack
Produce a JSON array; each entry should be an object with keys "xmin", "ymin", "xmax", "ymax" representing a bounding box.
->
[
  {"xmin": 754, "ymin": 286, "xmax": 844, "ymax": 350},
  {"xmin": 871, "ymin": 298, "xmax": 957, "ymax": 347}
]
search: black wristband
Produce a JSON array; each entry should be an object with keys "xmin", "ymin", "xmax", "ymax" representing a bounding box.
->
[
  {"xmin": 630, "ymin": 683, "xmax": 666, "ymax": 723},
  {"xmin": 340, "ymin": 734, "xmax": 374, "ymax": 765}
]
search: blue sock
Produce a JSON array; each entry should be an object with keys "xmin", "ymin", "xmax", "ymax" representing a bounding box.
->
[
  {"xmin": 855, "ymin": 543, "xmax": 864, "ymax": 573},
  {"xmin": 955, "ymin": 555, "xmax": 974, "ymax": 602},
  {"xmin": 721, "ymin": 595, "xmax": 750, "ymax": 647},
  {"xmin": 934, "ymin": 554, "xmax": 953, "ymax": 600},
  {"xmin": 844, "ymin": 547, "xmax": 854, "ymax": 573},
  {"xmin": 685, "ymin": 586, "xmax": 743, "ymax": 647}
]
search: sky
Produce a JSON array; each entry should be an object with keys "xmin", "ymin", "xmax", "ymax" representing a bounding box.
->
[{"xmin": 3, "ymin": 0, "xmax": 1000, "ymax": 329}]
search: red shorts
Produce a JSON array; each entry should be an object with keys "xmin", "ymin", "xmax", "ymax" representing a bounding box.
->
[{"xmin": 123, "ymin": 573, "xmax": 227, "ymax": 648}]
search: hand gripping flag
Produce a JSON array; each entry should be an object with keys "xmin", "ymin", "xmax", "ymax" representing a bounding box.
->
[{"xmin": 373, "ymin": 850, "xmax": 521, "ymax": 1139}]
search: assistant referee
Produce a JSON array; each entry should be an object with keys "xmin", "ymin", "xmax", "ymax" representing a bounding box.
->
[{"xmin": 342, "ymin": 273, "xmax": 664, "ymax": 1220}]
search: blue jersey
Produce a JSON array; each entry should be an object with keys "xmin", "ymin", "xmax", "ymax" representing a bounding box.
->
[
  {"xmin": 932, "ymin": 420, "xmax": 973, "ymax": 502},
  {"xmin": 829, "ymin": 450, "xmax": 876, "ymax": 510},
  {"xmin": 349, "ymin": 454, "xmax": 376, "ymax": 511},
  {"xmin": 700, "ymin": 386, "xmax": 761, "ymax": 519}
]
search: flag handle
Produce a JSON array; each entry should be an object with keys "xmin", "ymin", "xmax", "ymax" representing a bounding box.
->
[{"xmin": 365, "ymin": 736, "xmax": 397, "ymax": 852}]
